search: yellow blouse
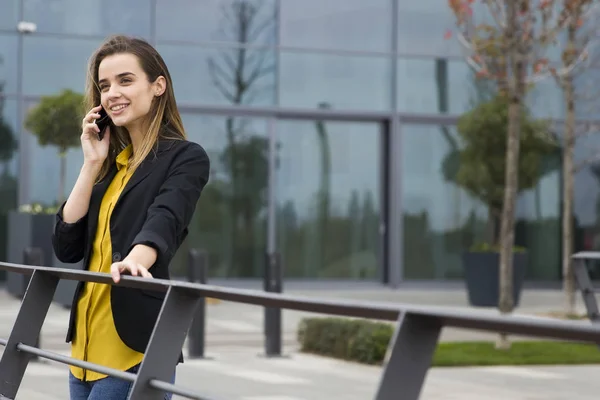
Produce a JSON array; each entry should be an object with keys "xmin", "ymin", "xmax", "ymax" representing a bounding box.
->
[{"xmin": 70, "ymin": 145, "xmax": 145, "ymax": 381}]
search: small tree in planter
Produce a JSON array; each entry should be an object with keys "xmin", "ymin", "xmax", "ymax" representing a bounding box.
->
[
  {"xmin": 24, "ymin": 89, "xmax": 85, "ymax": 205},
  {"xmin": 449, "ymin": 94, "xmax": 558, "ymax": 307},
  {"xmin": 5, "ymin": 90, "xmax": 84, "ymax": 299}
]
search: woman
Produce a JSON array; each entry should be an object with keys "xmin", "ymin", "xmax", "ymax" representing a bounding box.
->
[{"xmin": 52, "ymin": 35, "xmax": 210, "ymax": 400}]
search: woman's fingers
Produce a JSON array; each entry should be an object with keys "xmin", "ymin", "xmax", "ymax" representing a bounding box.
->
[{"xmin": 111, "ymin": 261, "xmax": 153, "ymax": 283}]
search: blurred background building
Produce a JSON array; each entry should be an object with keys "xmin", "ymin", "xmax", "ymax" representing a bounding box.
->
[{"xmin": 1, "ymin": 0, "xmax": 599, "ymax": 286}]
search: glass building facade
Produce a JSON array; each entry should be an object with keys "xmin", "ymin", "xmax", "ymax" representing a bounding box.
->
[{"xmin": 1, "ymin": 0, "xmax": 597, "ymax": 284}]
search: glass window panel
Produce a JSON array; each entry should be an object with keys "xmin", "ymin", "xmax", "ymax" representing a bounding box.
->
[
  {"xmin": 22, "ymin": 99, "xmax": 83, "ymax": 206},
  {"xmin": 23, "ymin": 37, "xmax": 102, "ymax": 96},
  {"xmin": 23, "ymin": 0, "xmax": 151, "ymax": 37},
  {"xmin": 402, "ymin": 124, "xmax": 560, "ymax": 281},
  {"xmin": 275, "ymin": 120, "xmax": 381, "ymax": 279},
  {"xmin": 280, "ymin": 52, "xmax": 391, "ymax": 110},
  {"xmin": 0, "ymin": 97, "xmax": 18, "ymax": 176},
  {"xmin": 0, "ymin": 98, "xmax": 18, "ymax": 270},
  {"xmin": 0, "ymin": 0, "xmax": 19, "ymax": 30},
  {"xmin": 572, "ymin": 126, "xmax": 600, "ymax": 278},
  {"xmin": 0, "ymin": 34, "xmax": 18, "ymax": 95},
  {"xmin": 169, "ymin": 114, "xmax": 269, "ymax": 278},
  {"xmin": 526, "ymin": 78, "xmax": 563, "ymax": 119},
  {"xmin": 280, "ymin": 0, "xmax": 392, "ymax": 52},
  {"xmin": 397, "ymin": 57, "xmax": 473, "ymax": 114},
  {"xmin": 399, "ymin": 56, "xmax": 565, "ymax": 118},
  {"xmin": 156, "ymin": 0, "xmax": 276, "ymax": 45},
  {"xmin": 398, "ymin": 1, "xmax": 463, "ymax": 56},
  {"xmin": 157, "ymin": 44, "xmax": 276, "ymax": 106}
]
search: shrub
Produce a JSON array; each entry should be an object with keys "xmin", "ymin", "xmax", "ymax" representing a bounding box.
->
[
  {"xmin": 297, "ymin": 317, "xmax": 600, "ymax": 367},
  {"xmin": 298, "ymin": 317, "xmax": 393, "ymax": 365}
]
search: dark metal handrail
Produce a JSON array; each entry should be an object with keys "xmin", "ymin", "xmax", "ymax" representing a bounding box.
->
[{"xmin": 2, "ymin": 260, "xmax": 600, "ymax": 400}]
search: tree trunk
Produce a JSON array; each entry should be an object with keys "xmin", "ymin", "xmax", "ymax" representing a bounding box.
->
[
  {"xmin": 496, "ymin": 89, "xmax": 522, "ymax": 350},
  {"xmin": 497, "ymin": 0, "xmax": 523, "ymax": 350},
  {"xmin": 562, "ymin": 22, "xmax": 578, "ymax": 316}
]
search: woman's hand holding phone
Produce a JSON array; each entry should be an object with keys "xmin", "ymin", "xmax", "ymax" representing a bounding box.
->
[
  {"xmin": 63, "ymin": 105, "xmax": 110, "ymax": 223},
  {"xmin": 81, "ymin": 105, "xmax": 110, "ymax": 168}
]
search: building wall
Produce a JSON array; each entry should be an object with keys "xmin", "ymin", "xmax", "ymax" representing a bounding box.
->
[{"xmin": 1, "ymin": 0, "xmax": 594, "ymax": 283}]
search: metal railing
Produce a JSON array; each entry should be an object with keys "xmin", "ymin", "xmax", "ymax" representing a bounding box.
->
[
  {"xmin": 572, "ymin": 252, "xmax": 600, "ymax": 323},
  {"xmin": 3, "ymin": 256, "xmax": 600, "ymax": 400}
]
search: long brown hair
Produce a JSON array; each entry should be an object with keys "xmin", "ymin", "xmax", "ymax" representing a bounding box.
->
[{"xmin": 84, "ymin": 35, "xmax": 186, "ymax": 181}]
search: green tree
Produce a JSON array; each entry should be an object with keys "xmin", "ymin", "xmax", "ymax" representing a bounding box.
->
[
  {"xmin": 448, "ymin": 0, "xmax": 591, "ymax": 349},
  {"xmin": 0, "ymin": 90, "xmax": 16, "ymax": 167},
  {"xmin": 24, "ymin": 89, "xmax": 85, "ymax": 205},
  {"xmin": 447, "ymin": 94, "xmax": 559, "ymax": 247}
]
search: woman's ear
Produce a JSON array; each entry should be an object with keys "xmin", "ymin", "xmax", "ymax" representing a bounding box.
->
[{"xmin": 153, "ymin": 76, "xmax": 167, "ymax": 97}]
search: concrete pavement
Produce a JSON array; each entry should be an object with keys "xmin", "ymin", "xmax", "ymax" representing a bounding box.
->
[
  {"xmin": 0, "ymin": 284, "xmax": 592, "ymax": 354},
  {"xmin": 0, "ymin": 285, "xmax": 597, "ymax": 399},
  {"xmin": 6, "ymin": 347, "xmax": 600, "ymax": 399}
]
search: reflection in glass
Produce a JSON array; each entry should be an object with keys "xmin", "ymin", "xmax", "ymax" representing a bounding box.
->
[
  {"xmin": 0, "ymin": 34, "xmax": 19, "ymax": 94},
  {"xmin": 397, "ymin": 2, "xmax": 463, "ymax": 56},
  {"xmin": 402, "ymin": 124, "xmax": 560, "ymax": 280},
  {"xmin": 0, "ymin": 98, "xmax": 18, "ymax": 269},
  {"xmin": 398, "ymin": 56, "xmax": 563, "ymax": 118},
  {"xmin": 23, "ymin": 99, "xmax": 85, "ymax": 206},
  {"xmin": 397, "ymin": 57, "xmax": 473, "ymax": 115},
  {"xmin": 0, "ymin": 0, "xmax": 18, "ymax": 30},
  {"xmin": 571, "ymin": 128, "xmax": 600, "ymax": 279},
  {"xmin": 23, "ymin": 37, "xmax": 102, "ymax": 96},
  {"xmin": 158, "ymin": 44, "xmax": 276, "ymax": 106},
  {"xmin": 275, "ymin": 119, "xmax": 380, "ymax": 279},
  {"xmin": 23, "ymin": 0, "xmax": 151, "ymax": 37},
  {"xmin": 280, "ymin": 0, "xmax": 391, "ymax": 52},
  {"xmin": 280, "ymin": 52, "xmax": 391, "ymax": 110},
  {"xmin": 156, "ymin": 0, "xmax": 276, "ymax": 45},
  {"xmin": 170, "ymin": 114, "xmax": 269, "ymax": 278}
]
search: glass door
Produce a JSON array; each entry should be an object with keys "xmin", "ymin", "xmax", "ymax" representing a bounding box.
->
[{"xmin": 273, "ymin": 118, "xmax": 383, "ymax": 280}]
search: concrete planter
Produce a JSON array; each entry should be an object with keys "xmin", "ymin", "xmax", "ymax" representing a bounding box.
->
[
  {"xmin": 462, "ymin": 251, "xmax": 528, "ymax": 308},
  {"xmin": 6, "ymin": 211, "xmax": 55, "ymax": 298}
]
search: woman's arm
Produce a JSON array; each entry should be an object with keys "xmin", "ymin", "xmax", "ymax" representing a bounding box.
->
[
  {"xmin": 127, "ymin": 142, "xmax": 210, "ymax": 268},
  {"xmin": 52, "ymin": 163, "xmax": 102, "ymax": 263},
  {"xmin": 62, "ymin": 163, "xmax": 101, "ymax": 223},
  {"xmin": 53, "ymin": 107, "xmax": 111, "ymax": 263}
]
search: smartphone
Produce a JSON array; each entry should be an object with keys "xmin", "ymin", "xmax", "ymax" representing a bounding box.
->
[{"xmin": 95, "ymin": 107, "xmax": 111, "ymax": 141}]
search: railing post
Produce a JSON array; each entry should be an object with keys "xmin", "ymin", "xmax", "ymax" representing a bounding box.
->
[
  {"xmin": 375, "ymin": 312, "xmax": 442, "ymax": 400},
  {"xmin": 187, "ymin": 248, "xmax": 207, "ymax": 359},
  {"xmin": 23, "ymin": 248, "xmax": 44, "ymax": 363},
  {"xmin": 263, "ymin": 252, "xmax": 283, "ymax": 357},
  {"xmin": 0, "ymin": 267, "xmax": 59, "ymax": 400},
  {"xmin": 128, "ymin": 287, "xmax": 200, "ymax": 400},
  {"xmin": 572, "ymin": 256, "xmax": 600, "ymax": 323}
]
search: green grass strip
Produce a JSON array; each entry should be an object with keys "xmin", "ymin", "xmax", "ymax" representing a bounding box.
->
[{"xmin": 433, "ymin": 341, "xmax": 600, "ymax": 367}]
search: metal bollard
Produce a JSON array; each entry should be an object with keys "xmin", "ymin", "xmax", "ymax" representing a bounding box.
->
[
  {"xmin": 187, "ymin": 248, "xmax": 207, "ymax": 359},
  {"xmin": 23, "ymin": 247, "xmax": 44, "ymax": 363},
  {"xmin": 263, "ymin": 252, "xmax": 283, "ymax": 357}
]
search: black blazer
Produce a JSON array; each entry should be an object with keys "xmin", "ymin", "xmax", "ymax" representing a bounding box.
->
[{"xmin": 52, "ymin": 138, "xmax": 210, "ymax": 357}]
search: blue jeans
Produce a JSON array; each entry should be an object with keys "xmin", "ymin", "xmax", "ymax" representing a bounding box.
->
[{"xmin": 69, "ymin": 364, "xmax": 176, "ymax": 400}]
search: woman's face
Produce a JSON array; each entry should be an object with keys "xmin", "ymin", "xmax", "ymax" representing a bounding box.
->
[{"xmin": 97, "ymin": 53, "xmax": 165, "ymax": 132}]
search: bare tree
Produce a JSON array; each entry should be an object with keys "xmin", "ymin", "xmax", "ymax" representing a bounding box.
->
[
  {"xmin": 550, "ymin": 1, "xmax": 600, "ymax": 316},
  {"xmin": 448, "ymin": 0, "xmax": 592, "ymax": 349},
  {"xmin": 207, "ymin": 0, "xmax": 276, "ymax": 276}
]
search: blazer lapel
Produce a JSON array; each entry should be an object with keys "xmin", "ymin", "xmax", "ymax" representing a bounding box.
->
[{"xmin": 115, "ymin": 139, "xmax": 176, "ymax": 209}]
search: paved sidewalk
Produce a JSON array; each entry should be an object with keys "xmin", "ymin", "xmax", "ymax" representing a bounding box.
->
[
  {"xmin": 0, "ymin": 285, "xmax": 593, "ymax": 353},
  {"xmin": 0, "ymin": 286, "xmax": 597, "ymax": 399},
  {"xmin": 0, "ymin": 286, "xmax": 594, "ymax": 355},
  {"xmin": 6, "ymin": 347, "xmax": 600, "ymax": 399}
]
